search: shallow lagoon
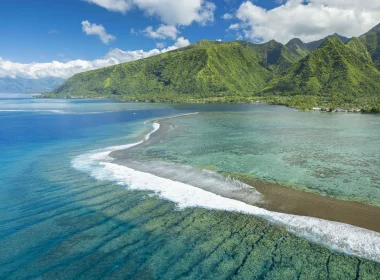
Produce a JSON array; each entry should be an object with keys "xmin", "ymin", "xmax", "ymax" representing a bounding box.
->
[
  {"xmin": 130, "ymin": 108, "xmax": 380, "ymax": 205},
  {"xmin": 0, "ymin": 96, "xmax": 379, "ymax": 279}
]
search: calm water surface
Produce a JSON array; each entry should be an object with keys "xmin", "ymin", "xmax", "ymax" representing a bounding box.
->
[{"xmin": 131, "ymin": 109, "xmax": 380, "ymax": 205}]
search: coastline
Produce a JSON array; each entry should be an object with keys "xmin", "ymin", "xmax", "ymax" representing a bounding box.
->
[
  {"xmin": 234, "ymin": 173, "xmax": 380, "ymax": 233},
  {"xmin": 110, "ymin": 114, "xmax": 380, "ymax": 234},
  {"xmin": 37, "ymin": 94, "xmax": 380, "ymax": 114}
]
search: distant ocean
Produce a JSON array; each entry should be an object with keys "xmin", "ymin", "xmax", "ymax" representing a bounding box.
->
[{"xmin": 1, "ymin": 94, "xmax": 379, "ymax": 279}]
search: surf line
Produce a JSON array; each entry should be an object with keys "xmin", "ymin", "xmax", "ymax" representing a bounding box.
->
[
  {"xmin": 144, "ymin": 112, "xmax": 199, "ymax": 124},
  {"xmin": 72, "ymin": 119, "xmax": 380, "ymax": 263}
]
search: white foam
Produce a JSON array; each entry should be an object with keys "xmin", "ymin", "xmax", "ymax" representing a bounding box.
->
[
  {"xmin": 144, "ymin": 112, "xmax": 199, "ymax": 125},
  {"xmin": 122, "ymin": 160, "xmax": 263, "ymax": 205},
  {"xmin": 0, "ymin": 109, "xmax": 141, "ymax": 114},
  {"xmin": 0, "ymin": 109, "xmax": 65, "ymax": 113},
  {"xmin": 144, "ymin": 123, "xmax": 160, "ymax": 140},
  {"xmin": 72, "ymin": 122, "xmax": 380, "ymax": 263},
  {"xmin": 163, "ymin": 112, "xmax": 199, "ymax": 119}
]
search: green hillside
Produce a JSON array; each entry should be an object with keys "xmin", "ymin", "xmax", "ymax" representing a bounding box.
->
[
  {"xmin": 305, "ymin": 33, "xmax": 350, "ymax": 51},
  {"xmin": 286, "ymin": 38, "xmax": 310, "ymax": 58},
  {"xmin": 346, "ymin": 37, "xmax": 373, "ymax": 63},
  {"xmin": 49, "ymin": 25, "xmax": 380, "ymax": 111},
  {"xmin": 52, "ymin": 39, "xmax": 305, "ymax": 101},
  {"xmin": 237, "ymin": 40, "xmax": 302, "ymax": 73},
  {"xmin": 53, "ymin": 41, "xmax": 274, "ymax": 101},
  {"xmin": 264, "ymin": 37, "xmax": 380, "ymax": 109},
  {"xmin": 359, "ymin": 24, "xmax": 380, "ymax": 69}
]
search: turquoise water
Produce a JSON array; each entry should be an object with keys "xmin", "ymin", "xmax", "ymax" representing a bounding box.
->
[
  {"xmin": 130, "ymin": 108, "xmax": 380, "ymax": 205},
  {"xmin": 1, "ymin": 95, "xmax": 380, "ymax": 279}
]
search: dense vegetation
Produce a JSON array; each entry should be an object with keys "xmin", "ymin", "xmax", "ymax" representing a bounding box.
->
[
  {"xmin": 47, "ymin": 25, "xmax": 380, "ymax": 112},
  {"xmin": 360, "ymin": 24, "xmax": 380, "ymax": 69},
  {"xmin": 305, "ymin": 33, "xmax": 350, "ymax": 52},
  {"xmin": 264, "ymin": 37, "xmax": 380, "ymax": 108},
  {"xmin": 51, "ymin": 41, "xmax": 275, "ymax": 99},
  {"xmin": 285, "ymin": 38, "xmax": 310, "ymax": 58}
]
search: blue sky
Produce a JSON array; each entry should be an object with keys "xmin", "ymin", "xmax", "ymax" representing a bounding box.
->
[
  {"xmin": 0, "ymin": 0, "xmax": 278, "ymax": 63},
  {"xmin": 1, "ymin": 0, "xmax": 379, "ymax": 79}
]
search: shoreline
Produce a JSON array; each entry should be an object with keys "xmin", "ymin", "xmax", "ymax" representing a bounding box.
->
[
  {"xmin": 110, "ymin": 114, "xmax": 380, "ymax": 233},
  {"xmin": 37, "ymin": 95, "xmax": 380, "ymax": 114},
  {"xmin": 234, "ymin": 174, "xmax": 380, "ymax": 233}
]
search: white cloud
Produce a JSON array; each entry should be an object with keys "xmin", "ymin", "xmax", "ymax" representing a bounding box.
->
[
  {"xmin": 0, "ymin": 37, "xmax": 191, "ymax": 79},
  {"xmin": 222, "ymin": 13, "xmax": 233, "ymax": 20},
  {"xmin": 143, "ymin": 25, "xmax": 179, "ymax": 40},
  {"xmin": 228, "ymin": 23, "xmax": 240, "ymax": 30},
  {"xmin": 235, "ymin": 0, "xmax": 380, "ymax": 43},
  {"xmin": 156, "ymin": 42, "xmax": 166, "ymax": 48},
  {"xmin": 194, "ymin": 1, "xmax": 216, "ymax": 26},
  {"xmin": 81, "ymin": 20, "xmax": 116, "ymax": 44},
  {"xmin": 174, "ymin": 37, "xmax": 190, "ymax": 48},
  {"xmin": 216, "ymin": 39, "xmax": 222, "ymax": 42},
  {"xmin": 86, "ymin": 0, "xmax": 216, "ymax": 26},
  {"xmin": 85, "ymin": 0, "xmax": 131, "ymax": 13}
]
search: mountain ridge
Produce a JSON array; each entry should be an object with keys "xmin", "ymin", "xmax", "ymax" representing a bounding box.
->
[
  {"xmin": 48, "ymin": 24, "xmax": 380, "ymax": 111},
  {"xmin": 305, "ymin": 33, "xmax": 351, "ymax": 51},
  {"xmin": 359, "ymin": 26, "xmax": 380, "ymax": 70},
  {"xmin": 286, "ymin": 38, "xmax": 310, "ymax": 58},
  {"xmin": 265, "ymin": 37, "xmax": 380, "ymax": 98}
]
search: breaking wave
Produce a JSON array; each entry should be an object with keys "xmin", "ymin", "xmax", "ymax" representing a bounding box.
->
[
  {"xmin": 0, "ymin": 109, "xmax": 66, "ymax": 113},
  {"xmin": 72, "ymin": 122, "xmax": 380, "ymax": 262},
  {"xmin": 144, "ymin": 123, "xmax": 160, "ymax": 140}
]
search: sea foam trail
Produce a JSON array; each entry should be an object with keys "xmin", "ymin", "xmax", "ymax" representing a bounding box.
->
[
  {"xmin": 144, "ymin": 112, "xmax": 199, "ymax": 124},
  {"xmin": 72, "ymin": 123, "xmax": 380, "ymax": 263},
  {"xmin": 144, "ymin": 123, "xmax": 160, "ymax": 140},
  {"xmin": 119, "ymin": 160, "xmax": 263, "ymax": 205},
  {"xmin": 0, "ymin": 109, "xmax": 66, "ymax": 113}
]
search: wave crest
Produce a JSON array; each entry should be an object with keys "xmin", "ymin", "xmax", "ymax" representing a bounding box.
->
[{"xmin": 72, "ymin": 122, "xmax": 380, "ymax": 263}]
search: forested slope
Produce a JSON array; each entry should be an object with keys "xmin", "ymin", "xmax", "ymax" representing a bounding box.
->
[{"xmin": 49, "ymin": 25, "xmax": 380, "ymax": 110}]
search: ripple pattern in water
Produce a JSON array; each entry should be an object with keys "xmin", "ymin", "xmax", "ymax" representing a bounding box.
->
[
  {"xmin": 1, "ymin": 100, "xmax": 380, "ymax": 279},
  {"xmin": 2, "ymin": 146, "xmax": 380, "ymax": 279}
]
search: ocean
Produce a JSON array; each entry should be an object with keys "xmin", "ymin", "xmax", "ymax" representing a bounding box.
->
[{"xmin": 0, "ymin": 94, "xmax": 379, "ymax": 279}]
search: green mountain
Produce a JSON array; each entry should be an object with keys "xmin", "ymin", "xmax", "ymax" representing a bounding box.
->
[
  {"xmin": 305, "ymin": 33, "xmax": 350, "ymax": 51},
  {"xmin": 50, "ymin": 25, "xmax": 380, "ymax": 110},
  {"xmin": 53, "ymin": 40, "xmax": 305, "ymax": 101},
  {"xmin": 368, "ymin": 23, "xmax": 380, "ymax": 33},
  {"xmin": 286, "ymin": 38, "xmax": 310, "ymax": 58},
  {"xmin": 358, "ymin": 24, "xmax": 380, "ymax": 69},
  {"xmin": 0, "ymin": 77, "xmax": 65, "ymax": 93},
  {"xmin": 264, "ymin": 37, "xmax": 380, "ymax": 101},
  {"xmin": 53, "ymin": 40, "xmax": 301, "ymax": 100},
  {"xmin": 238, "ymin": 40, "xmax": 302, "ymax": 73}
]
